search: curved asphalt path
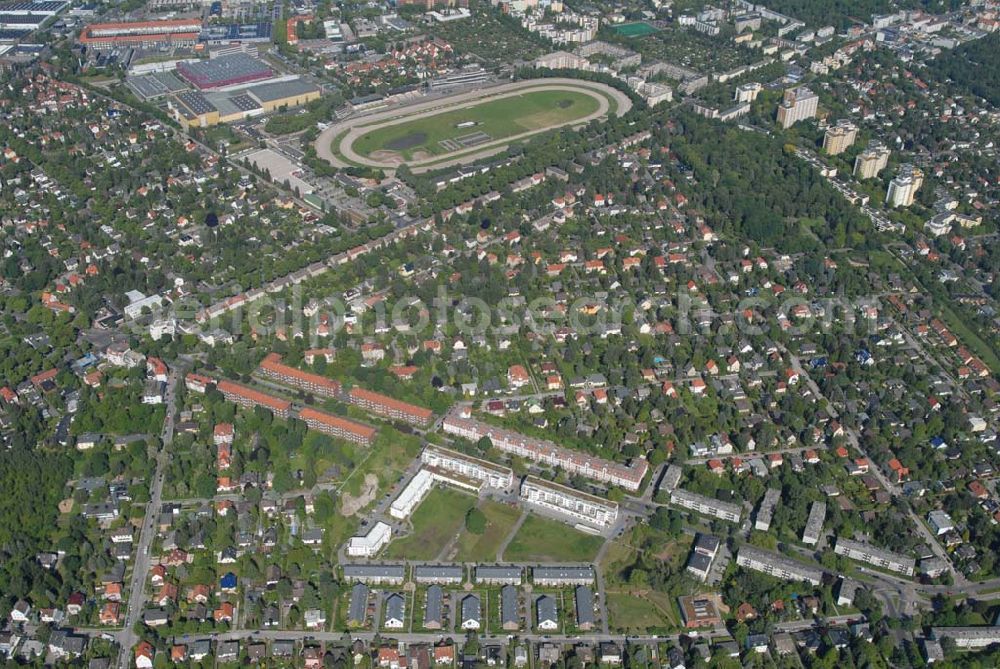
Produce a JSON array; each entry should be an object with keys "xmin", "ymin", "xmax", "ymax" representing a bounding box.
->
[{"xmin": 316, "ymin": 78, "xmax": 632, "ymax": 173}]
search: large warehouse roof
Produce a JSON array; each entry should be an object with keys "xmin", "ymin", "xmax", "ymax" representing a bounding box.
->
[{"xmin": 176, "ymin": 53, "xmax": 272, "ymax": 90}]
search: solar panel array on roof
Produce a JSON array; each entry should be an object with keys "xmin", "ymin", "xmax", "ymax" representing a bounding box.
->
[
  {"xmin": 0, "ymin": 14, "xmax": 49, "ymax": 25},
  {"xmin": 0, "ymin": 0, "xmax": 66, "ymax": 13},
  {"xmin": 175, "ymin": 90, "xmax": 216, "ymax": 116}
]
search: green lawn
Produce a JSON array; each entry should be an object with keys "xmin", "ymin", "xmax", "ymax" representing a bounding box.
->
[
  {"xmin": 606, "ymin": 590, "xmax": 676, "ymax": 632},
  {"xmin": 385, "ymin": 487, "xmax": 477, "ymax": 560},
  {"xmin": 502, "ymin": 514, "xmax": 605, "ymax": 563},
  {"xmin": 454, "ymin": 500, "xmax": 522, "ymax": 562},
  {"xmin": 351, "ymin": 89, "xmax": 601, "ymax": 160}
]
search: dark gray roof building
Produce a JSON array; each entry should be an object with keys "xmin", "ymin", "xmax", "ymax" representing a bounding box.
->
[
  {"xmin": 343, "ymin": 564, "xmax": 405, "ymax": 584},
  {"xmin": 501, "ymin": 585, "xmax": 519, "ymax": 631},
  {"xmin": 475, "ymin": 565, "xmax": 522, "ymax": 584},
  {"xmin": 532, "ymin": 566, "xmax": 595, "ymax": 585},
  {"xmin": 574, "ymin": 586, "xmax": 595, "ymax": 629},
  {"xmin": 423, "ymin": 585, "xmax": 443, "ymax": 629},
  {"xmin": 414, "ymin": 565, "xmax": 464, "ymax": 584},
  {"xmin": 348, "ymin": 583, "xmax": 369, "ymax": 625}
]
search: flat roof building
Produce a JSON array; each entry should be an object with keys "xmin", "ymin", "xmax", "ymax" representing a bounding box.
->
[
  {"xmin": 347, "ymin": 521, "xmax": 391, "ymax": 558},
  {"xmin": 754, "ymin": 488, "xmax": 781, "ymax": 532},
  {"xmin": 736, "ymin": 545, "xmax": 824, "ymax": 585},
  {"xmin": 444, "ymin": 408, "xmax": 647, "ymax": 491},
  {"xmin": 930, "ymin": 626, "xmax": 1000, "ymax": 649},
  {"xmin": 421, "ymin": 445, "xmax": 514, "ymax": 490},
  {"xmin": 389, "ymin": 468, "xmax": 434, "ymax": 520},
  {"xmin": 776, "ymin": 86, "xmax": 818, "ymax": 129},
  {"xmin": 823, "ymin": 120, "xmax": 858, "ymax": 155},
  {"xmin": 671, "ymin": 488, "xmax": 742, "ymax": 523},
  {"xmin": 79, "ymin": 18, "xmax": 200, "ymax": 48},
  {"xmin": 176, "ymin": 53, "xmax": 273, "ymax": 90},
  {"xmin": 802, "ymin": 501, "xmax": 826, "ymax": 546},
  {"xmin": 678, "ymin": 595, "xmax": 723, "ymax": 629},
  {"xmin": 834, "ymin": 538, "xmax": 914, "ymax": 576},
  {"xmin": 854, "ymin": 142, "xmax": 890, "ymax": 179},
  {"xmin": 887, "ymin": 164, "xmax": 924, "ymax": 208},
  {"xmin": 686, "ymin": 534, "xmax": 721, "ymax": 582},
  {"xmin": 520, "ymin": 476, "xmax": 619, "ymax": 529}
]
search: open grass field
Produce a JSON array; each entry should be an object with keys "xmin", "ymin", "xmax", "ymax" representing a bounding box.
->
[
  {"xmin": 606, "ymin": 590, "xmax": 677, "ymax": 632},
  {"xmin": 351, "ymin": 89, "xmax": 601, "ymax": 160},
  {"xmin": 385, "ymin": 487, "xmax": 477, "ymax": 560},
  {"xmin": 454, "ymin": 500, "xmax": 522, "ymax": 562},
  {"xmin": 503, "ymin": 514, "xmax": 605, "ymax": 563}
]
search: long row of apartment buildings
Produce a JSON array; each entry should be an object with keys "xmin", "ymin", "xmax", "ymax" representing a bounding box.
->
[
  {"xmin": 441, "ymin": 408, "xmax": 648, "ymax": 491},
  {"xmin": 201, "ymin": 376, "xmax": 376, "ymax": 445},
  {"xmin": 258, "ymin": 353, "xmax": 341, "ymax": 398}
]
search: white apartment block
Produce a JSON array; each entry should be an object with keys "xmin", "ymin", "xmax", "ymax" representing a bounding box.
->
[
  {"xmin": 389, "ymin": 469, "xmax": 434, "ymax": 520},
  {"xmin": 347, "ymin": 522, "xmax": 391, "ymax": 558},
  {"xmin": 421, "ymin": 445, "xmax": 514, "ymax": 490},
  {"xmin": 671, "ymin": 488, "xmax": 742, "ymax": 523},
  {"xmin": 755, "ymin": 488, "xmax": 781, "ymax": 532},
  {"xmin": 520, "ymin": 476, "xmax": 619, "ymax": 529},
  {"xmin": 931, "ymin": 627, "xmax": 1000, "ymax": 649},
  {"xmin": 442, "ymin": 409, "xmax": 647, "ymax": 491},
  {"xmin": 802, "ymin": 501, "xmax": 826, "ymax": 545},
  {"xmin": 887, "ymin": 164, "xmax": 924, "ymax": 208},
  {"xmin": 736, "ymin": 546, "xmax": 824, "ymax": 586},
  {"xmin": 834, "ymin": 538, "xmax": 915, "ymax": 576}
]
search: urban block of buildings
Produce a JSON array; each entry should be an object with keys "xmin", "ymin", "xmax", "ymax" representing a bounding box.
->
[
  {"xmin": 519, "ymin": 476, "xmax": 619, "ymax": 529},
  {"xmin": 442, "ymin": 408, "xmax": 648, "ymax": 491},
  {"xmin": 833, "ymin": 538, "xmax": 916, "ymax": 576},
  {"xmin": 670, "ymin": 488, "xmax": 742, "ymax": 523},
  {"xmin": 736, "ymin": 545, "xmax": 824, "ymax": 586}
]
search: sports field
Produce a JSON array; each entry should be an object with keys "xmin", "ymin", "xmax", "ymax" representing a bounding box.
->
[
  {"xmin": 614, "ymin": 22, "xmax": 658, "ymax": 37},
  {"xmin": 351, "ymin": 89, "xmax": 601, "ymax": 160}
]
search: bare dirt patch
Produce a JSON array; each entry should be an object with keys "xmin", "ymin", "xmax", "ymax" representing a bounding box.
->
[{"xmin": 340, "ymin": 473, "xmax": 379, "ymax": 516}]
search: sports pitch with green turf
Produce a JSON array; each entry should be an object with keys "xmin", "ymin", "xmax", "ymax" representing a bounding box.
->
[
  {"xmin": 351, "ymin": 89, "xmax": 602, "ymax": 160},
  {"xmin": 614, "ymin": 22, "xmax": 658, "ymax": 37}
]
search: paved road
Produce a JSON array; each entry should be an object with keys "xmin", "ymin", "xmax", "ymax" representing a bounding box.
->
[
  {"xmin": 315, "ymin": 78, "xmax": 633, "ymax": 174},
  {"xmin": 117, "ymin": 367, "xmax": 180, "ymax": 669}
]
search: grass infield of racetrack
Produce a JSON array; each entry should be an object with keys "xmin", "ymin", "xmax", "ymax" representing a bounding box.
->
[{"xmin": 350, "ymin": 89, "xmax": 602, "ymax": 161}]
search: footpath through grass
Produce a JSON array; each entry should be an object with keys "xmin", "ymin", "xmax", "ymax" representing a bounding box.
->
[
  {"xmin": 385, "ymin": 487, "xmax": 477, "ymax": 560},
  {"xmin": 454, "ymin": 500, "xmax": 522, "ymax": 562}
]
